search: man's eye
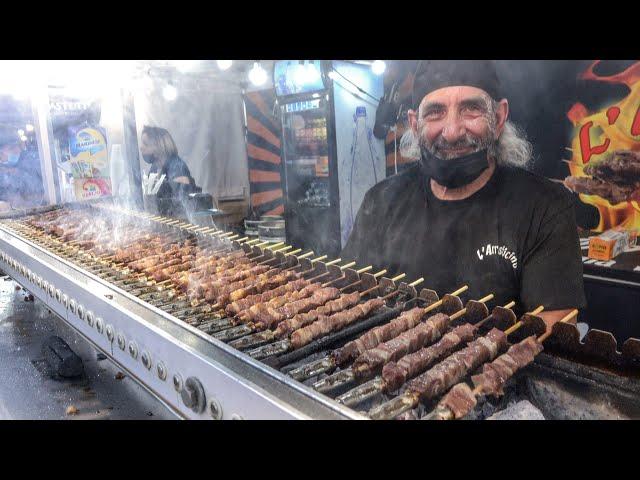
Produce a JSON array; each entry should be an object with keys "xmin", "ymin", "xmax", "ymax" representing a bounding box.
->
[
  {"xmin": 424, "ymin": 109, "xmax": 443, "ymax": 118},
  {"xmin": 461, "ymin": 106, "xmax": 483, "ymax": 116}
]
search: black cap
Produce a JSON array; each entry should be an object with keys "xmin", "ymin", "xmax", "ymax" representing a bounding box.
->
[{"xmin": 411, "ymin": 60, "xmax": 502, "ymax": 109}]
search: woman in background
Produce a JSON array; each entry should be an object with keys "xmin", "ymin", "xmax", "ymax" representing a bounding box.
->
[
  {"xmin": 0, "ymin": 125, "xmax": 44, "ymax": 210},
  {"xmin": 140, "ymin": 126, "xmax": 195, "ymax": 198}
]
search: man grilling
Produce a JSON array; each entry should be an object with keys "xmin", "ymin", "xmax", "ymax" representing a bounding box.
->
[{"xmin": 342, "ymin": 60, "xmax": 586, "ymax": 330}]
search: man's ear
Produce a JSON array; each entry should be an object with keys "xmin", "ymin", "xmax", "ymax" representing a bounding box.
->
[
  {"xmin": 407, "ymin": 109, "xmax": 418, "ymax": 134},
  {"xmin": 495, "ymin": 99, "xmax": 509, "ymax": 138}
]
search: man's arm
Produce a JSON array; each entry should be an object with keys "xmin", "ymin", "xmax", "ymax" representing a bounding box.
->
[
  {"xmin": 538, "ymin": 309, "xmax": 577, "ymax": 332},
  {"xmin": 520, "ymin": 197, "xmax": 586, "ymax": 331}
]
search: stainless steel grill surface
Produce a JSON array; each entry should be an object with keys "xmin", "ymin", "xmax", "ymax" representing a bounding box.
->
[{"xmin": 1, "ymin": 201, "xmax": 639, "ymax": 420}]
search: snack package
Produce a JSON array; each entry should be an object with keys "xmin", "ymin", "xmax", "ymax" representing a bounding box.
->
[{"xmin": 588, "ymin": 228, "xmax": 638, "ymax": 261}]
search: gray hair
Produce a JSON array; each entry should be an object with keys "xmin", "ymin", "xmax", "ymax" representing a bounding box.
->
[{"xmin": 399, "ymin": 98, "xmax": 533, "ymax": 169}]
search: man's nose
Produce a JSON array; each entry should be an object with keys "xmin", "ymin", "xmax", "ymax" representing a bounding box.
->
[{"xmin": 440, "ymin": 114, "xmax": 466, "ymax": 143}]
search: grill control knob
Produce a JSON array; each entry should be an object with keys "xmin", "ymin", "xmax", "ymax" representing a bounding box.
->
[
  {"xmin": 128, "ymin": 341, "xmax": 138, "ymax": 359},
  {"xmin": 181, "ymin": 376, "xmax": 206, "ymax": 414},
  {"xmin": 141, "ymin": 351, "xmax": 152, "ymax": 370},
  {"xmin": 157, "ymin": 362, "xmax": 167, "ymax": 381},
  {"xmin": 95, "ymin": 317, "xmax": 103, "ymax": 333},
  {"xmin": 106, "ymin": 325, "xmax": 114, "ymax": 342}
]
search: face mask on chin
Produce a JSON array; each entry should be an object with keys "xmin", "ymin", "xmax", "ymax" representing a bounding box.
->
[{"xmin": 419, "ymin": 144, "xmax": 490, "ymax": 189}]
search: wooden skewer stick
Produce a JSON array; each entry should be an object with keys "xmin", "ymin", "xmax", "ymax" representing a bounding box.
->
[
  {"xmin": 321, "ymin": 262, "xmax": 359, "ymax": 287},
  {"xmin": 245, "ymin": 239, "xmax": 261, "ymax": 245},
  {"xmin": 380, "ymin": 277, "xmax": 425, "ymax": 300},
  {"xmin": 340, "ymin": 269, "xmax": 387, "ymax": 292},
  {"xmin": 265, "ymin": 242, "xmax": 285, "ymax": 250},
  {"xmin": 448, "ymin": 294, "xmax": 494, "ymax": 321},
  {"xmin": 235, "ymin": 237, "xmax": 250, "ymax": 244},
  {"xmin": 338, "ymin": 261, "xmax": 357, "ymax": 270},
  {"xmin": 273, "ymin": 245, "xmax": 293, "ymax": 254},
  {"xmin": 357, "ymin": 270, "xmax": 401, "ymax": 297},
  {"xmin": 226, "ymin": 235, "xmax": 240, "ymax": 241},
  {"xmin": 307, "ymin": 258, "xmax": 344, "ymax": 281},
  {"xmin": 284, "ymin": 249, "xmax": 303, "ymax": 257},
  {"xmin": 292, "ymin": 250, "xmax": 313, "ymax": 258},
  {"xmin": 218, "ymin": 232, "xmax": 235, "ymax": 239},
  {"xmin": 324, "ymin": 258, "xmax": 342, "ymax": 266},
  {"xmin": 504, "ymin": 305, "xmax": 545, "ymax": 336},
  {"xmin": 283, "ymin": 254, "xmax": 325, "ymax": 271},
  {"xmin": 538, "ymin": 309, "xmax": 578, "ymax": 343},
  {"xmin": 356, "ymin": 266, "xmax": 373, "ymax": 274},
  {"xmin": 422, "ymin": 285, "xmax": 469, "ymax": 315},
  {"xmin": 257, "ymin": 246, "xmax": 294, "ymax": 265}
]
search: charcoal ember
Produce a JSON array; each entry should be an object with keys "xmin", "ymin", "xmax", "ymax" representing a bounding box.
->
[{"xmin": 487, "ymin": 400, "xmax": 545, "ymax": 420}]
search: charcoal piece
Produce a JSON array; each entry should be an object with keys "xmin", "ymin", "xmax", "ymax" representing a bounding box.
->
[{"xmin": 41, "ymin": 336, "xmax": 84, "ymax": 378}]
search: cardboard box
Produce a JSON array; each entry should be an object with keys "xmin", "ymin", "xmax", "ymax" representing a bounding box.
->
[{"xmin": 588, "ymin": 228, "xmax": 637, "ymax": 261}]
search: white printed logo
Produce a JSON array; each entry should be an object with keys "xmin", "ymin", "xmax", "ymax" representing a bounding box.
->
[{"xmin": 476, "ymin": 243, "xmax": 518, "ymax": 269}]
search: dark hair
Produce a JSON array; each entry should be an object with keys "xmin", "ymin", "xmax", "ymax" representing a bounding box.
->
[{"xmin": 141, "ymin": 126, "xmax": 179, "ymax": 161}]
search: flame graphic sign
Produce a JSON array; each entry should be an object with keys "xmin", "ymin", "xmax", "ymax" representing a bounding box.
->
[{"xmin": 566, "ymin": 60, "xmax": 640, "ymax": 232}]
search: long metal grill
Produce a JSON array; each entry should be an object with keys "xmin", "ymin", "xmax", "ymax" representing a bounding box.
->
[{"xmin": 2, "ymin": 201, "xmax": 640, "ymax": 420}]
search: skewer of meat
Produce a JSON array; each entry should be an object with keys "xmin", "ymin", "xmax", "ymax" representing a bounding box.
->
[
  {"xmin": 314, "ymin": 294, "xmax": 494, "ymax": 395},
  {"xmin": 287, "ymin": 285, "xmax": 469, "ymax": 383},
  {"xmin": 334, "ymin": 301, "xmax": 517, "ymax": 407},
  {"xmin": 219, "ymin": 273, "xmax": 413, "ymax": 347},
  {"xmin": 368, "ymin": 326, "xmax": 509, "ymax": 420},
  {"xmin": 246, "ymin": 298, "xmax": 388, "ymax": 361},
  {"xmin": 427, "ymin": 309, "xmax": 578, "ymax": 420}
]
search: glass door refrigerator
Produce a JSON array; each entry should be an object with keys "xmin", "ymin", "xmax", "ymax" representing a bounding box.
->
[{"xmin": 274, "ymin": 60, "xmax": 385, "ymax": 258}]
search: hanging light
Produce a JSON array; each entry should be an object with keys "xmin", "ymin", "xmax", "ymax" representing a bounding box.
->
[
  {"xmin": 25, "ymin": 124, "xmax": 34, "ymax": 132},
  {"xmin": 17, "ymin": 129, "xmax": 25, "ymax": 136},
  {"xmin": 248, "ymin": 62, "xmax": 267, "ymax": 86},
  {"xmin": 217, "ymin": 60, "xmax": 233, "ymax": 71},
  {"xmin": 371, "ymin": 60, "xmax": 386, "ymax": 75},
  {"xmin": 327, "ymin": 70, "xmax": 338, "ymax": 80},
  {"xmin": 162, "ymin": 83, "xmax": 178, "ymax": 101}
]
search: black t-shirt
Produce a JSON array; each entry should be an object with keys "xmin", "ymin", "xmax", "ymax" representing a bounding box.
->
[
  {"xmin": 150, "ymin": 155, "xmax": 194, "ymax": 199},
  {"xmin": 341, "ymin": 163, "xmax": 587, "ymax": 315}
]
